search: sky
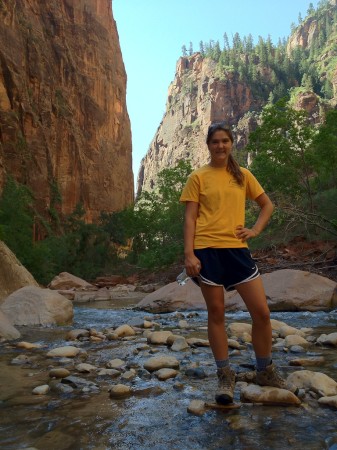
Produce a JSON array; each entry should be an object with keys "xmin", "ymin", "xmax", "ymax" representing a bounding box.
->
[{"xmin": 113, "ymin": 0, "xmax": 320, "ymax": 184}]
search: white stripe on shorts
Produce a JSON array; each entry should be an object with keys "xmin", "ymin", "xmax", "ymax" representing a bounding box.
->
[{"xmin": 226, "ymin": 265, "xmax": 260, "ymax": 291}]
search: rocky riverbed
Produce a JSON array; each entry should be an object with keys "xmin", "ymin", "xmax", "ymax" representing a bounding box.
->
[{"xmin": 1, "ymin": 300, "xmax": 337, "ymax": 450}]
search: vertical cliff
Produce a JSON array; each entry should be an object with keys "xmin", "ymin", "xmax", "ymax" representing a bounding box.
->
[
  {"xmin": 0, "ymin": 0, "xmax": 133, "ymax": 222},
  {"xmin": 137, "ymin": 54, "xmax": 261, "ymax": 195}
]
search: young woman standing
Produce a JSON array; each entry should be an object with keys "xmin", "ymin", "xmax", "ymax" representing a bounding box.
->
[{"xmin": 180, "ymin": 122, "xmax": 295, "ymax": 405}]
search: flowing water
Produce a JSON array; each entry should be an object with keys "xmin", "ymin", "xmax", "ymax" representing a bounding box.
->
[{"xmin": 0, "ymin": 300, "xmax": 337, "ymax": 450}]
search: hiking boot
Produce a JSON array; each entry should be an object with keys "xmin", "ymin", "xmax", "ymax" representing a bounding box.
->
[
  {"xmin": 215, "ymin": 366, "xmax": 236, "ymax": 405},
  {"xmin": 256, "ymin": 363, "xmax": 298, "ymax": 394}
]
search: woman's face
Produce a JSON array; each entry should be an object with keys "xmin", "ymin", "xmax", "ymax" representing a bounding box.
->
[{"xmin": 207, "ymin": 130, "xmax": 233, "ymax": 167}]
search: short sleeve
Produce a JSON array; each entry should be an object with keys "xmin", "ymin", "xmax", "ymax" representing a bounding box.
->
[
  {"xmin": 179, "ymin": 172, "xmax": 200, "ymax": 203},
  {"xmin": 245, "ymin": 170, "xmax": 265, "ymax": 200}
]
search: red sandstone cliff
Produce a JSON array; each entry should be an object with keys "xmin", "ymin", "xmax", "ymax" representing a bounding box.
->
[{"xmin": 0, "ymin": 0, "xmax": 133, "ymax": 222}]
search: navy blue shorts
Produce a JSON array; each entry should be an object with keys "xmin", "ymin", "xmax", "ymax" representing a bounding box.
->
[{"xmin": 192, "ymin": 248, "xmax": 260, "ymax": 291}]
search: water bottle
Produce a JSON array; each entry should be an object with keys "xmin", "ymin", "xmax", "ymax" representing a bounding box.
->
[{"xmin": 176, "ymin": 268, "xmax": 190, "ymax": 286}]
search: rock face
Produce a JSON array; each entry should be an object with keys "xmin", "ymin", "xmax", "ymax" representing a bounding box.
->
[
  {"xmin": 0, "ymin": 0, "xmax": 133, "ymax": 221},
  {"xmin": 137, "ymin": 54, "xmax": 261, "ymax": 195},
  {"xmin": 0, "ymin": 240, "xmax": 38, "ymax": 302}
]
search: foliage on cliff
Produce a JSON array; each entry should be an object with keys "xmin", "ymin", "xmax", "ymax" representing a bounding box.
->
[{"xmin": 182, "ymin": 0, "xmax": 337, "ymax": 103}]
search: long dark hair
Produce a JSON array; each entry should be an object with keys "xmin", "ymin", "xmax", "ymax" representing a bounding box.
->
[{"xmin": 206, "ymin": 122, "xmax": 244, "ymax": 187}]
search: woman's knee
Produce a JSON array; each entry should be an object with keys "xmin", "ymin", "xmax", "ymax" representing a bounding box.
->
[
  {"xmin": 207, "ymin": 303, "xmax": 225, "ymax": 324},
  {"xmin": 251, "ymin": 307, "xmax": 270, "ymax": 325}
]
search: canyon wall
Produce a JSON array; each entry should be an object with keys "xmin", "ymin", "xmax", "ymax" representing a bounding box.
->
[{"xmin": 0, "ymin": 0, "xmax": 133, "ymax": 222}]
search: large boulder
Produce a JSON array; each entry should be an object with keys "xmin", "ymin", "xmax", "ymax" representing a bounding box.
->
[
  {"xmin": 136, "ymin": 279, "xmax": 238, "ymax": 313},
  {"xmin": 229, "ymin": 269, "xmax": 337, "ymax": 312},
  {"xmin": 48, "ymin": 272, "xmax": 94, "ymax": 290},
  {"xmin": 136, "ymin": 269, "xmax": 336, "ymax": 313},
  {"xmin": 0, "ymin": 241, "xmax": 38, "ymax": 302},
  {"xmin": 0, "ymin": 286, "xmax": 73, "ymax": 326},
  {"xmin": 0, "ymin": 310, "xmax": 20, "ymax": 340}
]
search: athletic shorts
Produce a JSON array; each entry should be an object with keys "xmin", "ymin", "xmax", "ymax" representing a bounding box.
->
[{"xmin": 192, "ymin": 248, "xmax": 260, "ymax": 291}]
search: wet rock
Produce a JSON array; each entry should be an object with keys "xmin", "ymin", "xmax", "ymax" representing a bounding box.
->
[
  {"xmin": 155, "ymin": 368, "xmax": 178, "ymax": 380},
  {"xmin": 109, "ymin": 384, "xmax": 132, "ymax": 398},
  {"xmin": 106, "ymin": 358, "xmax": 125, "ymax": 369},
  {"xmin": 317, "ymin": 332, "xmax": 337, "ymax": 347},
  {"xmin": 137, "ymin": 368, "xmax": 152, "ymax": 380},
  {"xmin": 185, "ymin": 367, "xmax": 207, "ymax": 379},
  {"xmin": 62, "ymin": 375, "xmax": 99, "ymax": 391},
  {"xmin": 134, "ymin": 385, "xmax": 165, "ymax": 397},
  {"xmin": 49, "ymin": 368, "xmax": 71, "ymax": 378},
  {"xmin": 76, "ymin": 363, "xmax": 97, "ymax": 373},
  {"xmin": 147, "ymin": 331, "xmax": 173, "ymax": 345},
  {"xmin": 284, "ymin": 335, "xmax": 309, "ymax": 348},
  {"xmin": 228, "ymin": 338, "xmax": 242, "ymax": 349},
  {"xmin": 114, "ymin": 324, "xmax": 136, "ymax": 337},
  {"xmin": 178, "ymin": 319, "xmax": 189, "ymax": 329},
  {"xmin": 318, "ymin": 395, "xmax": 337, "ymax": 409},
  {"xmin": 240, "ymin": 384, "xmax": 301, "ymax": 406},
  {"xmin": 49, "ymin": 381, "xmax": 74, "ymax": 394},
  {"xmin": 120, "ymin": 369, "xmax": 136, "ymax": 381},
  {"xmin": 32, "ymin": 385, "xmax": 50, "ymax": 395},
  {"xmin": 11, "ymin": 354, "xmax": 32, "ymax": 365},
  {"xmin": 279, "ymin": 325, "xmax": 306, "ymax": 338},
  {"xmin": 16, "ymin": 341, "xmax": 43, "ymax": 350},
  {"xmin": 143, "ymin": 355, "xmax": 180, "ymax": 372},
  {"xmin": 171, "ymin": 337, "xmax": 189, "ymax": 352},
  {"xmin": 187, "ymin": 399, "xmax": 206, "ymax": 415},
  {"xmin": 186, "ymin": 338, "xmax": 210, "ymax": 347},
  {"xmin": 289, "ymin": 345, "xmax": 306, "ymax": 353},
  {"xmin": 287, "ymin": 370, "xmax": 337, "ymax": 397},
  {"xmin": 47, "ymin": 346, "xmax": 82, "ymax": 358},
  {"xmin": 227, "ymin": 323, "xmax": 252, "ymax": 339},
  {"xmin": 33, "ymin": 430, "xmax": 77, "ymax": 450},
  {"xmin": 289, "ymin": 357, "xmax": 325, "ymax": 367},
  {"xmin": 97, "ymin": 368, "xmax": 121, "ymax": 378}
]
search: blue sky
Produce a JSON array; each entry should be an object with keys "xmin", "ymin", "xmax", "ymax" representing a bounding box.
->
[{"xmin": 113, "ymin": 0, "xmax": 320, "ymax": 184}]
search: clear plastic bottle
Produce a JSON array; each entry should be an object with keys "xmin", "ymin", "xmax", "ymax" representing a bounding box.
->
[{"xmin": 176, "ymin": 268, "xmax": 190, "ymax": 286}]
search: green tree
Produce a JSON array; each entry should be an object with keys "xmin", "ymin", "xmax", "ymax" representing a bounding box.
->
[{"xmin": 247, "ymin": 99, "xmax": 316, "ymax": 210}]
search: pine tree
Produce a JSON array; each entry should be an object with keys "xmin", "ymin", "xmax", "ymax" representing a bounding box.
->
[{"xmin": 181, "ymin": 45, "xmax": 187, "ymax": 57}]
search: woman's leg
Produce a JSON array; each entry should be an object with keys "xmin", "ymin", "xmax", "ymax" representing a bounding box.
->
[
  {"xmin": 199, "ymin": 283, "xmax": 228, "ymax": 360},
  {"xmin": 234, "ymin": 277, "xmax": 272, "ymax": 357},
  {"xmin": 200, "ymin": 282, "xmax": 235, "ymax": 404}
]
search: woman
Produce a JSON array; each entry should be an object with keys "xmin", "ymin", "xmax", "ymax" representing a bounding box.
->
[{"xmin": 180, "ymin": 122, "xmax": 295, "ymax": 405}]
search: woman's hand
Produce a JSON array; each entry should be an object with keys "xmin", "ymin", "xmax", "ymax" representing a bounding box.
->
[
  {"xmin": 235, "ymin": 225, "xmax": 258, "ymax": 242},
  {"xmin": 184, "ymin": 254, "xmax": 202, "ymax": 277}
]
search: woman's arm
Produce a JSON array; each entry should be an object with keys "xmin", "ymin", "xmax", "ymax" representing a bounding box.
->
[
  {"xmin": 235, "ymin": 193, "xmax": 274, "ymax": 242},
  {"xmin": 184, "ymin": 201, "xmax": 202, "ymax": 277}
]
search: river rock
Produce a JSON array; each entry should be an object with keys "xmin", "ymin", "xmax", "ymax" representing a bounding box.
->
[
  {"xmin": 318, "ymin": 395, "xmax": 337, "ymax": 409},
  {"xmin": 1, "ymin": 286, "xmax": 73, "ymax": 326},
  {"xmin": 47, "ymin": 346, "xmax": 81, "ymax": 358},
  {"xmin": 289, "ymin": 357, "xmax": 325, "ymax": 366},
  {"xmin": 317, "ymin": 332, "xmax": 337, "ymax": 346},
  {"xmin": 76, "ymin": 363, "xmax": 97, "ymax": 373},
  {"xmin": 66, "ymin": 329, "xmax": 90, "ymax": 340},
  {"xmin": 147, "ymin": 331, "xmax": 173, "ymax": 345},
  {"xmin": 240, "ymin": 384, "xmax": 301, "ymax": 406},
  {"xmin": 287, "ymin": 370, "xmax": 337, "ymax": 397},
  {"xmin": 114, "ymin": 324, "xmax": 136, "ymax": 337},
  {"xmin": 187, "ymin": 400, "xmax": 206, "ymax": 415},
  {"xmin": 32, "ymin": 385, "xmax": 50, "ymax": 395},
  {"xmin": 143, "ymin": 355, "xmax": 180, "ymax": 372},
  {"xmin": 279, "ymin": 325, "xmax": 306, "ymax": 338},
  {"xmin": 227, "ymin": 323, "xmax": 252, "ymax": 339},
  {"xmin": 109, "ymin": 384, "xmax": 132, "ymax": 398},
  {"xmin": 49, "ymin": 368, "xmax": 71, "ymax": 378},
  {"xmin": 186, "ymin": 338, "xmax": 210, "ymax": 347},
  {"xmin": 48, "ymin": 272, "xmax": 94, "ymax": 290},
  {"xmin": 97, "ymin": 369, "xmax": 121, "ymax": 378},
  {"xmin": 106, "ymin": 358, "xmax": 125, "ymax": 369},
  {"xmin": 0, "ymin": 309, "xmax": 20, "ymax": 340},
  {"xmin": 284, "ymin": 335, "xmax": 310, "ymax": 348},
  {"xmin": 17, "ymin": 341, "xmax": 43, "ymax": 349},
  {"xmin": 171, "ymin": 337, "xmax": 189, "ymax": 352},
  {"xmin": 155, "ymin": 368, "xmax": 178, "ymax": 380},
  {"xmin": 62, "ymin": 376, "xmax": 99, "ymax": 391}
]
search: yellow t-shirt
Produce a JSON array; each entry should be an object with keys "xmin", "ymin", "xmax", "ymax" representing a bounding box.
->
[{"xmin": 179, "ymin": 165, "xmax": 264, "ymax": 249}]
